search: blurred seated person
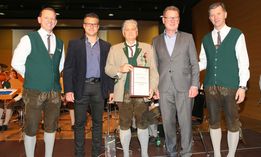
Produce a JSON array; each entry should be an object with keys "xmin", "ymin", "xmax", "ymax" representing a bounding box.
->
[
  {"xmin": 60, "ymin": 74, "xmax": 75, "ymax": 131},
  {"xmin": 1, "ymin": 71, "xmax": 11, "ymax": 88},
  {"xmin": 0, "ymin": 71, "xmax": 11, "ymax": 131},
  {"xmin": 0, "ymin": 69, "xmax": 23, "ymax": 131},
  {"xmin": 61, "ymin": 95, "xmax": 75, "ymax": 130}
]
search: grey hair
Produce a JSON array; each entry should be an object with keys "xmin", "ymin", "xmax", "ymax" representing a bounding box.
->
[{"xmin": 122, "ymin": 19, "xmax": 138, "ymax": 32}]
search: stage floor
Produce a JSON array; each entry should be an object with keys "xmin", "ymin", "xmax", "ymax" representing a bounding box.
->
[{"xmin": 1, "ymin": 111, "xmax": 261, "ymax": 157}]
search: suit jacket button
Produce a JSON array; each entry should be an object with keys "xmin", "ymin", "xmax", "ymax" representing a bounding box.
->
[{"xmin": 169, "ymin": 70, "xmax": 171, "ymax": 73}]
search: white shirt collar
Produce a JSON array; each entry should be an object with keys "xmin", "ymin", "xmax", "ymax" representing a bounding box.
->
[
  {"xmin": 214, "ymin": 24, "xmax": 230, "ymax": 34},
  {"xmin": 126, "ymin": 40, "xmax": 137, "ymax": 47},
  {"xmin": 38, "ymin": 28, "xmax": 54, "ymax": 38},
  {"xmin": 164, "ymin": 30, "xmax": 177, "ymax": 38}
]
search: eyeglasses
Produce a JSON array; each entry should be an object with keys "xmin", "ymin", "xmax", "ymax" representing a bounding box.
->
[
  {"xmin": 84, "ymin": 22, "xmax": 99, "ymax": 27},
  {"xmin": 164, "ymin": 16, "xmax": 179, "ymax": 21}
]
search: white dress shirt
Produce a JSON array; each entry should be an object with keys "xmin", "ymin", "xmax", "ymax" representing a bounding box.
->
[
  {"xmin": 198, "ymin": 25, "xmax": 250, "ymax": 87},
  {"xmin": 126, "ymin": 41, "xmax": 137, "ymax": 57},
  {"xmin": 11, "ymin": 28, "xmax": 65, "ymax": 77}
]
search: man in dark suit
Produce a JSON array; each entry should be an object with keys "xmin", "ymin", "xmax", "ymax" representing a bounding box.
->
[
  {"xmin": 152, "ymin": 6, "xmax": 199, "ymax": 157},
  {"xmin": 63, "ymin": 13, "xmax": 114, "ymax": 157}
]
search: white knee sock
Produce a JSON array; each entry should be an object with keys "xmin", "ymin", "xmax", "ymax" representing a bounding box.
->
[
  {"xmin": 120, "ymin": 129, "xmax": 131, "ymax": 157},
  {"xmin": 210, "ymin": 128, "xmax": 222, "ymax": 157},
  {"xmin": 69, "ymin": 110, "xmax": 75, "ymax": 125},
  {"xmin": 148, "ymin": 124, "xmax": 157, "ymax": 137},
  {"xmin": 24, "ymin": 134, "xmax": 36, "ymax": 157},
  {"xmin": 4, "ymin": 109, "xmax": 13, "ymax": 125},
  {"xmin": 137, "ymin": 128, "xmax": 149, "ymax": 157},
  {"xmin": 227, "ymin": 131, "xmax": 239, "ymax": 157},
  {"xmin": 44, "ymin": 132, "xmax": 56, "ymax": 157}
]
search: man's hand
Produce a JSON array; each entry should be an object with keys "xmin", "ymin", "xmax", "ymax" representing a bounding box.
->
[
  {"xmin": 235, "ymin": 88, "xmax": 246, "ymax": 104},
  {"xmin": 189, "ymin": 86, "xmax": 198, "ymax": 98},
  {"xmin": 153, "ymin": 89, "xmax": 160, "ymax": 100},
  {"xmin": 108, "ymin": 93, "xmax": 114, "ymax": 103},
  {"xmin": 65, "ymin": 92, "xmax": 74, "ymax": 102},
  {"xmin": 148, "ymin": 89, "xmax": 154, "ymax": 99},
  {"xmin": 119, "ymin": 63, "xmax": 133, "ymax": 73}
]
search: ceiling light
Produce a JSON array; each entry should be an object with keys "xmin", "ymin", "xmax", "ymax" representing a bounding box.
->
[
  {"xmin": 56, "ymin": 13, "xmax": 60, "ymax": 16},
  {"xmin": 108, "ymin": 13, "xmax": 114, "ymax": 17},
  {"xmin": 0, "ymin": 12, "xmax": 5, "ymax": 15}
]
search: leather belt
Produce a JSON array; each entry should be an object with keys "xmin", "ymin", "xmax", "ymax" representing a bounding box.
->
[{"xmin": 85, "ymin": 77, "xmax": 100, "ymax": 84}]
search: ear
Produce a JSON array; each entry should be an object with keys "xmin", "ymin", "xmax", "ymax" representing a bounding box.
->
[
  {"xmin": 54, "ymin": 19, "xmax": 57, "ymax": 26},
  {"xmin": 224, "ymin": 11, "xmax": 227, "ymax": 19},
  {"xmin": 162, "ymin": 17, "xmax": 165, "ymax": 24},
  {"xmin": 37, "ymin": 16, "xmax": 41, "ymax": 24}
]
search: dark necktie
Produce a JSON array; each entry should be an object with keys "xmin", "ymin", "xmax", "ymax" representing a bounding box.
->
[
  {"xmin": 47, "ymin": 34, "xmax": 53, "ymax": 58},
  {"xmin": 128, "ymin": 44, "xmax": 136, "ymax": 57},
  {"xmin": 216, "ymin": 31, "xmax": 221, "ymax": 49}
]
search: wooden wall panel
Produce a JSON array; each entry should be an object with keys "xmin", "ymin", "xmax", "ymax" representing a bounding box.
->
[
  {"xmin": 0, "ymin": 20, "xmax": 159, "ymax": 70},
  {"xmin": 0, "ymin": 29, "xmax": 12, "ymax": 70},
  {"xmin": 107, "ymin": 30, "xmax": 124, "ymax": 45},
  {"xmin": 138, "ymin": 21, "xmax": 159, "ymax": 44},
  {"xmin": 54, "ymin": 29, "xmax": 83, "ymax": 53},
  {"xmin": 192, "ymin": 0, "xmax": 261, "ymax": 120}
]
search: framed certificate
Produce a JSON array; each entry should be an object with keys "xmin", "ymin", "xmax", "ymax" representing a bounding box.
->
[{"xmin": 129, "ymin": 66, "xmax": 150, "ymax": 97}]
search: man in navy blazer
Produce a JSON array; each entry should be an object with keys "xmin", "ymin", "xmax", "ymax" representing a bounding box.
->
[{"xmin": 63, "ymin": 13, "xmax": 114, "ymax": 157}]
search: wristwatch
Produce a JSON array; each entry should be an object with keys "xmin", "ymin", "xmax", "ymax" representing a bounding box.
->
[{"xmin": 239, "ymin": 86, "xmax": 248, "ymax": 91}]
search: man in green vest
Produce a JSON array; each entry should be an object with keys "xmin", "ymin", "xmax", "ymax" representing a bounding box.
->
[
  {"xmin": 199, "ymin": 2, "xmax": 250, "ymax": 157},
  {"xmin": 11, "ymin": 7, "xmax": 65, "ymax": 157},
  {"xmin": 105, "ymin": 19, "xmax": 159, "ymax": 157}
]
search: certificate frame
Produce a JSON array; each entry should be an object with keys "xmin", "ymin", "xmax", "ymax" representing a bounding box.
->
[{"xmin": 129, "ymin": 66, "xmax": 150, "ymax": 97}]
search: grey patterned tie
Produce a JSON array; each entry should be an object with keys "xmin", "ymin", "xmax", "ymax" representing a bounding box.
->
[
  {"xmin": 128, "ymin": 44, "xmax": 136, "ymax": 57},
  {"xmin": 47, "ymin": 34, "xmax": 53, "ymax": 58},
  {"xmin": 216, "ymin": 31, "xmax": 221, "ymax": 49}
]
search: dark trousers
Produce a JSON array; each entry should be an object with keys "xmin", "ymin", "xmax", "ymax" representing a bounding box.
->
[{"xmin": 74, "ymin": 82, "xmax": 104, "ymax": 157}]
